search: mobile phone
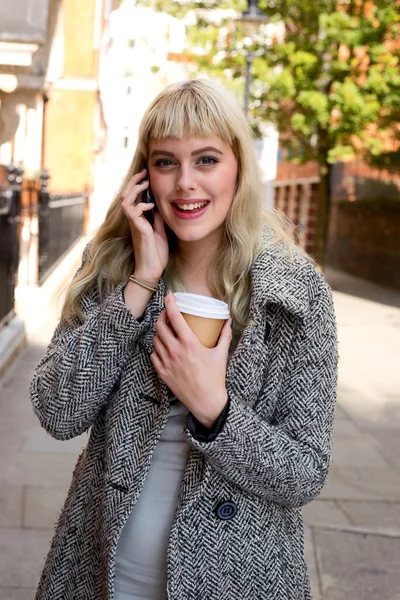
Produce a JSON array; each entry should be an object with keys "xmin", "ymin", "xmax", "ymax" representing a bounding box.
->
[{"xmin": 144, "ymin": 186, "xmax": 155, "ymax": 225}]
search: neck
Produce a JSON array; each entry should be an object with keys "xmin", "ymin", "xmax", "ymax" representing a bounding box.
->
[{"xmin": 176, "ymin": 236, "xmax": 221, "ymax": 293}]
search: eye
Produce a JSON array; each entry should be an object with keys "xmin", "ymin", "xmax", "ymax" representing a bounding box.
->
[
  {"xmin": 197, "ymin": 156, "xmax": 219, "ymax": 166},
  {"xmin": 153, "ymin": 158, "xmax": 175, "ymax": 168}
]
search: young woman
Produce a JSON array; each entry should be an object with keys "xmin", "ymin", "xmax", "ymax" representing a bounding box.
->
[{"xmin": 31, "ymin": 79, "xmax": 338, "ymax": 600}]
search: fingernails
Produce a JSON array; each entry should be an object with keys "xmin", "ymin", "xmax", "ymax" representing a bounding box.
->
[
  {"xmin": 164, "ymin": 288, "xmax": 170, "ymax": 297},
  {"xmin": 140, "ymin": 179, "xmax": 148, "ymax": 185},
  {"xmin": 230, "ymin": 318, "xmax": 233, "ymax": 327}
]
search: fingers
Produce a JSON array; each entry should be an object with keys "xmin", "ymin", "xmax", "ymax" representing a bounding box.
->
[
  {"xmin": 122, "ymin": 181, "xmax": 149, "ymax": 210},
  {"xmin": 121, "ymin": 183, "xmax": 155, "ymax": 236},
  {"xmin": 122, "ymin": 173, "xmax": 145, "ymax": 200},
  {"xmin": 121, "ymin": 170, "xmax": 150, "ymax": 215},
  {"xmin": 154, "ymin": 308, "xmax": 179, "ymax": 347},
  {"xmin": 216, "ymin": 318, "xmax": 233, "ymax": 352},
  {"xmin": 149, "ymin": 350, "xmax": 163, "ymax": 377},
  {"xmin": 152, "ymin": 332, "xmax": 169, "ymax": 364},
  {"xmin": 152, "ymin": 208, "xmax": 166, "ymax": 236},
  {"xmin": 153, "ymin": 310, "xmax": 181, "ymax": 375},
  {"xmin": 163, "ymin": 292, "xmax": 194, "ymax": 343},
  {"xmin": 122, "ymin": 169, "xmax": 147, "ymax": 200},
  {"xmin": 133, "ymin": 201, "xmax": 154, "ymax": 216}
]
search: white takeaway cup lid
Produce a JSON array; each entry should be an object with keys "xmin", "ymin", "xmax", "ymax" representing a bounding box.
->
[{"xmin": 173, "ymin": 292, "xmax": 230, "ymax": 320}]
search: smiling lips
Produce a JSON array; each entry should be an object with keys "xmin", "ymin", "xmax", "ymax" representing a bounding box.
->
[
  {"xmin": 174, "ymin": 200, "xmax": 209, "ymax": 211},
  {"xmin": 171, "ymin": 199, "xmax": 210, "ymax": 220}
]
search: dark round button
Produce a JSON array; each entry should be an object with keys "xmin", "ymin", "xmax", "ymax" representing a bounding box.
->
[{"xmin": 215, "ymin": 501, "xmax": 237, "ymax": 521}]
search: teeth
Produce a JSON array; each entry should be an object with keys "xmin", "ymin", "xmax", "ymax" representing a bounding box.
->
[{"xmin": 176, "ymin": 201, "xmax": 208, "ymax": 211}]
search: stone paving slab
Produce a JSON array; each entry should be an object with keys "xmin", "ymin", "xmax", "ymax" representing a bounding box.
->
[
  {"xmin": 22, "ymin": 428, "xmax": 88, "ymax": 455},
  {"xmin": 0, "ymin": 589, "xmax": 36, "ymax": 600},
  {"xmin": 333, "ymin": 404, "xmax": 348, "ymax": 420},
  {"xmin": 371, "ymin": 430, "xmax": 400, "ymax": 470},
  {"xmin": 0, "ymin": 452, "xmax": 80, "ymax": 487},
  {"xmin": 0, "ymin": 528, "xmax": 52, "ymax": 589},
  {"xmin": 331, "ymin": 438, "xmax": 389, "ymax": 469},
  {"xmin": 303, "ymin": 498, "xmax": 400, "ymax": 533},
  {"xmin": 325, "ymin": 267, "xmax": 400, "ymax": 309},
  {"xmin": 303, "ymin": 500, "xmax": 352, "ymax": 528},
  {"xmin": 332, "ymin": 417, "xmax": 362, "ymax": 437},
  {"xmin": 24, "ymin": 486, "xmax": 69, "ymax": 530},
  {"xmin": 320, "ymin": 466, "xmax": 400, "ymax": 502},
  {"xmin": 0, "ymin": 485, "xmax": 24, "ymax": 528},
  {"xmin": 338, "ymin": 500, "xmax": 400, "ymax": 530},
  {"xmin": 313, "ymin": 528, "xmax": 400, "ymax": 600},
  {"xmin": 0, "ymin": 316, "xmax": 26, "ymax": 377},
  {"xmin": 304, "ymin": 526, "xmax": 321, "ymax": 600}
]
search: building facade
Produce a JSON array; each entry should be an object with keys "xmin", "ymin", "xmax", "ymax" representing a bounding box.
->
[{"xmin": 93, "ymin": 0, "xmax": 187, "ymax": 229}]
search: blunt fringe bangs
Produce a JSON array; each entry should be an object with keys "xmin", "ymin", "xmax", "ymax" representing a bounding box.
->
[{"xmin": 139, "ymin": 80, "xmax": 236, "ymax": 150}]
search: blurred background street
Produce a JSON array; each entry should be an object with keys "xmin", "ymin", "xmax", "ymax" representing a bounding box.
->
[{"xmin": 0, "ymin": 0, "xmax": 399, "ymax": 598}]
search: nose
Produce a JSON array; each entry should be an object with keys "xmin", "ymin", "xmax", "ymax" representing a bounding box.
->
[{"xmin": 176, "ymin": 164, "xmax": 197, "ymax": 192}]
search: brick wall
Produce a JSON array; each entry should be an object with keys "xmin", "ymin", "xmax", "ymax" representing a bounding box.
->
[
  {"xmin": 274, "ymin": 180, "xmax": 320, "ymax": 255},
  {"xmin": 331, "ymin": 160, "xmax": 400, "ymax": 202},
  {"xmin": 276, "ymin": 160, "xmax": 319, "ymax": 181},
  {"xmin": 327, "ymin": 200, "xmax": 400, "ymax": 290},
  {"xmin": 274, "ymin": 159, "xmax": 400, "ymax": 277}
]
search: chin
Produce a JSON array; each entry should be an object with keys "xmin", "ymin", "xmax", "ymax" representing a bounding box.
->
[
  {"xmin": 164, "ymin": 221, "xmax": 206, "ymax": 242},
  {"xmin": 172, "ymin": 230, "xmax": 209, "ymax": 243},
  {"xmin": 165, "ymin": 217, "xmax": 225, "ymax": 245}
]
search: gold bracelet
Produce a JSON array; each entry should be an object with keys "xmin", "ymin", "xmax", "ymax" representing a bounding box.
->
[{"xmin": 129, "ymin": 274, "xmax": 158, "ymax": 292}]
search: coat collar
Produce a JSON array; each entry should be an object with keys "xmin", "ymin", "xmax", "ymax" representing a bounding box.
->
[
  {"xmin": 250, "ymin": 242, "xmax": 311, "ymax": 319},
  {"xmin": 149, "ymin": 240, "xmax": 312, "ymax": 322}
]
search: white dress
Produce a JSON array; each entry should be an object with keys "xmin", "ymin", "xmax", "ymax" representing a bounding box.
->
[{"xmin": 114, "ymin": 399, "xmax": 190, "ymax": 600}]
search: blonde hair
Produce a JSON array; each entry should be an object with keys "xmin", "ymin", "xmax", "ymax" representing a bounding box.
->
[{"xmin": 61, "ymin": 79, "xmax": 298, "ymax": 330}]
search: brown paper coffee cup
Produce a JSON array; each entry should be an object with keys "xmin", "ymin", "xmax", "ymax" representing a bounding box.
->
[
  {"xmin": 181, "ymin": 313, "xmax": 226, "ymax": 349},
  {"xmin": 174, "ymin": 293, "xmax": 230, "ymax": 349}
]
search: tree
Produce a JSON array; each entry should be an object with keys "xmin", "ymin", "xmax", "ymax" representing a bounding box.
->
[
  {"xmin": 248, "ymin": 0, "xmax": 400, "ymax": 264},
  {"xmin": 138, "ymin": 0, "xmax": 400, "ymax": 265},
  {"xmin": 137, "ymin": 0, "xmax": 247, "ymax": 98}
]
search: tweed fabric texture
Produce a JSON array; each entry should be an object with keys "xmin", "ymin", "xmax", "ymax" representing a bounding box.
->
[{"xmin": 31, "ymin": 241, "xmax": 338, "ymax": 600}]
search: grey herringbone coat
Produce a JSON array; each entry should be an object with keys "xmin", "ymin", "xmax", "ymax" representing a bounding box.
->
[{"xmin": 31, "ymin": 242, "xmax": 338, "ymax": 600}]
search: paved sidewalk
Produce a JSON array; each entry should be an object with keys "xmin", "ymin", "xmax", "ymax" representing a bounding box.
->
[{"xmin": 0, "ymin": 268, "xmax": 400, "ymax": 599}]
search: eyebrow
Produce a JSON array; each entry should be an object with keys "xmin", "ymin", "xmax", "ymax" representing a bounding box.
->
[{"xmin": 150, "ymin": 146, "xmax": 224, "ymax": 158}]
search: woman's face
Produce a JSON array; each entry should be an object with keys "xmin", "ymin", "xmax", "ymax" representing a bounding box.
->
[{"xmin": 148, "ymin": 135, "xmax": 238, "ymax": 246}]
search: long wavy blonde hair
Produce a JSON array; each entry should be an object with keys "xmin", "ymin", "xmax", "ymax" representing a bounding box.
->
[{"xmin": 61, "ymin": 79, "xmax": 298, "ymax": 328}]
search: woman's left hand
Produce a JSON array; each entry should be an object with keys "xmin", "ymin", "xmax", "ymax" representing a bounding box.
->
[{"xmin": 151, "ymin": 292, "xmax": 232, "ymax": 428}]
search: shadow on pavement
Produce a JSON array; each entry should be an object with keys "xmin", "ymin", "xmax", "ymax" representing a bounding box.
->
[{"xmin": 325, "ymin": 266, "xmax": 400, "ymax": 309}]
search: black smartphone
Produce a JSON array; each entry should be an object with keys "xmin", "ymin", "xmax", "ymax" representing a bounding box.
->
[{"xmin": 143, "ymin": 185, "xmax": 156, "ymax": 226}]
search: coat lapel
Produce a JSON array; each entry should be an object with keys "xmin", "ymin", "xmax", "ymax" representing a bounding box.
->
[
  {"xmin": 250, "ymin": 244, "xmax": 310, "ymax": 319},
  {"xmin": 225, "ymin": 244, "xmax": 312, "ymax": 404}
]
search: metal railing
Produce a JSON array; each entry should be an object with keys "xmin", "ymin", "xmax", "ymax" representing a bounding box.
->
[
  {"xmin": 38, "ymin": 185, "xmax": 87, "ymax": 284},
  {"xmin": 0, "ymin": 164, "xmax": 87, "ymax": 317},
  {"xmin": 0, "ymin": 165, "xmax": 23, "ymax": 328}
]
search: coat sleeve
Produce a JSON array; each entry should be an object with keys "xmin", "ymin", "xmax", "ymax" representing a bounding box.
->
[
  {"xmin": 30, "ymin": 245, "xmax": 154, "ymax": 441},
  {"xmin": 185, "ymin": 281, "xmax": 338, "ymax": 508}
]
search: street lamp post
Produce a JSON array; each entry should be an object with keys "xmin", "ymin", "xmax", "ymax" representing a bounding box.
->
[
  {"xmin": 244, "ymin": 54, "xmax": 252, "ymax": 117},
  {"xmin": 238, "ymin": 0, "xmax": 269, "ymax": 117}
]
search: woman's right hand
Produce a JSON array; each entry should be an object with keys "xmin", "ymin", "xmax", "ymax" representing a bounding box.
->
[{"xmin": 121, "ymin": 169, "xmax": 169, "ymax": 284}]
